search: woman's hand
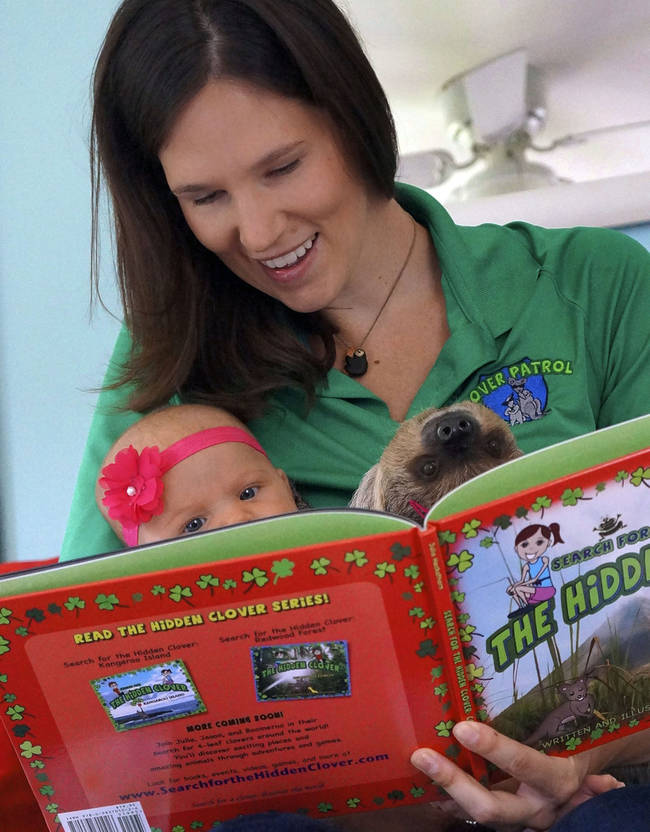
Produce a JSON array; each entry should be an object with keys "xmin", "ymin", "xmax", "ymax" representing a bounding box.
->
[{"xmin": 411, "ymin": 721, "xmax": 625, "ymax": 830}]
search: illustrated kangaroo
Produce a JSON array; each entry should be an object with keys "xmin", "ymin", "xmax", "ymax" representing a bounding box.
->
[
  {"xmin": 525, "ymin": 676, "xmax": 595, "ymax": 745},
  {"xmin": 508, "ymin": 376, "xmax": 544, "ymax": 421},
  {"xmin": 503, "ymin": 394, "xmax": 525, "ymax": 426}
]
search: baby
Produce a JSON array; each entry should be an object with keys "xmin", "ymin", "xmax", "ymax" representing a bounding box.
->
[{"xmin": 96, "ymin": 404, "xmax": 301, "ymax": 546}]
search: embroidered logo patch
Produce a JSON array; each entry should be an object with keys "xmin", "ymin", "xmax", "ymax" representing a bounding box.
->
[{"xmin": 467, "ymin": 357, "xmax": 573, "ymax": 426}]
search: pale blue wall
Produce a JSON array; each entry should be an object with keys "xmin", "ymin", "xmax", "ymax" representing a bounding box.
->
[
  {"xmin": 618, "ymin": 222, "xmax": 650, "ymax": 251},
  {"xmin": 1, "ymin": 2, "xmax": 121, "ymax": 561}
]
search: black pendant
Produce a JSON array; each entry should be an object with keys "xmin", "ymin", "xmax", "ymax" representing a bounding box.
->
[{"xmin": 344, "ymin": 348, "xmax": 368, "ymax": 377}]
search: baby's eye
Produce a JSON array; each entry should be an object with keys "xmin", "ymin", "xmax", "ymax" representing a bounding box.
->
[
  {"xmin": 182, "ymin": 517, "xmax": 206, "ymax": 535},
  {"xmin": 240, "ymin": 486, "xmax": 259, "ymax": 501}
]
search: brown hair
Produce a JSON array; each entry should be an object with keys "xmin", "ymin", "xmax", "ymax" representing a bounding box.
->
[{"xmin": 91, "ymin": 0, "xmax": 397, "ymax": 420}]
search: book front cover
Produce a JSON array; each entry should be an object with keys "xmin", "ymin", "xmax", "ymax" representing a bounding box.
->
[{"xmin": 436, "ymin": 450, "xmax": 650, "ymax": 755}]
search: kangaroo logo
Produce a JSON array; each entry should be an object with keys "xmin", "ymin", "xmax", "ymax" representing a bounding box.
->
[
  {"xmin": 469, "ymin": 357, "xmax": 553, "ymax": 425},
  {"xmin": 505, "ymin": 376, "xmax": 545, "ymax": 423}
]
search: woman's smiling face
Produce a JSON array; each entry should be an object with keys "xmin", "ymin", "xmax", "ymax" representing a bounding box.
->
[{"xmin": 159, "ymin": 79, "xmax": 382, "ymax": 314}]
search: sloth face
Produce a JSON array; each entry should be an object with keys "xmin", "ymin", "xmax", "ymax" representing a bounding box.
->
[{"xmin": 351, "ymin": 402, "xmax": 522, "ymax": 523}]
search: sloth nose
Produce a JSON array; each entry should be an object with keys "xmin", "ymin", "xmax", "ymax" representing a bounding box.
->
[
  {"xmin": 422, "ymin": 411, "xmax": 478, "ymax": 454},
  {"xmin": 436, "ymin": 414, "xmax": 475, "ymax": 443}
]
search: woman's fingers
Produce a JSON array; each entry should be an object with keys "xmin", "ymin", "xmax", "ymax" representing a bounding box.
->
[
  {"xmin": 451, "ymin": 722, "xmax": 581, "ymax": 802},
  {"xmin": 410, "ymin": 722, "xmax": 615, "ymax": 829},
  {"xmin": 411, "ymin": 722, "xmax": 628, "ymax": 829},
  {"xmin": 410, "ymin": 745, "xmax": 543, "ymax": 827},
  {"xmin": 553, "ymin": 773, "xmax": 626, "ymax": 818}
]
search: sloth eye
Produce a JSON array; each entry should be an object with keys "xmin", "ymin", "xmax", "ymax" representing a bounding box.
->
[
  {"xmin": 486, "ymin": 438, "xmax": 502, "ymax": 456},
  {"xmin": 419, "ymin": 459, "xmax": 438, "ymax": 478}
]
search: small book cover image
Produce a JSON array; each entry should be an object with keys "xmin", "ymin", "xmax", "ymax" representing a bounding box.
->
[
  {"xmin": 250, "ymin": 640, "xmax": 352, "ymax": 702},
  {"xmin": 433, "ymin": 447, "xmax": 650, "ymax": 758},
  {"xmin": 91, "ymin": 659, "xmax": 207, "ymax": 731}
]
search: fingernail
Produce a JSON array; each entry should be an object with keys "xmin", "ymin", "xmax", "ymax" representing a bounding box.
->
[
  {"xmin": 453, "ymin": 720, "xmax": 481, "ymax": 747},
  {"xmin": 615, "ymin": 780, "xmax": 626, "ymax": 789},
  {"xmin": 411, "ymin": 748, "xmax": 440, "ymax": 777}
]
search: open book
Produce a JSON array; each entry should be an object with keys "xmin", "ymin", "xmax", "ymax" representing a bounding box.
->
[{"xmin": 1, "ymin": 414, "xmax": 649, "ymax": 832}]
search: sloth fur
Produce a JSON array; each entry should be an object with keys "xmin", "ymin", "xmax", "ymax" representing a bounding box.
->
[{"xmin": 350, "ymin": 401, "xmax": 522, "ymax": 523}]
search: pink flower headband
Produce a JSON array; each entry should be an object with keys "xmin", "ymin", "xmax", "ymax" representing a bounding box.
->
[{"xmin": 100, "ymin": 427, "xmax": 267, "ymax": 547}]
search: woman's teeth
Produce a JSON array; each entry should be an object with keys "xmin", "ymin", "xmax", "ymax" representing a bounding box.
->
[{"xmin": 262, "ymin": 235, "xmax": 316, "ymax": 269}]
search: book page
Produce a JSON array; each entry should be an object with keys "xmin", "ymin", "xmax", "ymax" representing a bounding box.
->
[
  {"xmin": 0, "ymin": 510, "xmax": 412, "ymax": 598},
  {"xmin": 24, "ymin": 581, "xmax": 417, "ymax": 821}
]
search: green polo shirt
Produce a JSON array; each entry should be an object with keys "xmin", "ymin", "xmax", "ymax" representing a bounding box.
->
[{"xmin": 60, "ymin": 184, "xmax": 650, "ymax": 561}]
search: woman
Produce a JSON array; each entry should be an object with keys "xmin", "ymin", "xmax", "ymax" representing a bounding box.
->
[
  {"xmin": 60, "ymin": 0, "xmax": 650, "ymax": 828},
  {"xmin": 64, "ymin": 0, "xmax": 650, "ymax": 562}
]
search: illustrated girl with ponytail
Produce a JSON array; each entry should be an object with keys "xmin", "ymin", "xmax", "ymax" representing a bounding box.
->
[{"xmin": 506, "ymin": 523, "xmax": 563, "ymax": 617}]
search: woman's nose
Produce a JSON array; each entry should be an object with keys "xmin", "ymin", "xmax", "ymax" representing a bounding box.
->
[{"xmin": 234, "ymin": 191, "xmax": 285, "ymax": 254}]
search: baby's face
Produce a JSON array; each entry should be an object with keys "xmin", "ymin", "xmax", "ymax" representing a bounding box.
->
[{"xmin": 138, "ymin": 442, "xmax": 297, "ymax": 544}]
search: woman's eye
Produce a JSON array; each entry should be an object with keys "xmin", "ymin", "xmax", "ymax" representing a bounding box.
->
[
  {"xmin": 268, "ymin": 159, "xmax": 300, "ymax": 178},
  {"xmin": 240, "ymin": 486, "xmax": 259, "ymax": 501},
  {"xmin": 193, "ymin": 190, "xmax": 224, "ymax": 206},
  {"xmin": 182, "ymin": 517, "xmax": 206, "ymax": 534}
]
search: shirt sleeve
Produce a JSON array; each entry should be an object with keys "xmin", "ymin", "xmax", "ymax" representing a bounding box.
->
[
  {"xmin": 60, "ymin": 325, "xmax": 142, "ymax": 561},
  {"xmin": 583, "ymin": 230, "xmax": 650, "ymax": 428}
]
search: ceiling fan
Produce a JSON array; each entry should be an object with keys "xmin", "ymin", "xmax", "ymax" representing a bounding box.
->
[{"xmin": 397, "ymin": 49, "xmax": 650, "ymax": 201}]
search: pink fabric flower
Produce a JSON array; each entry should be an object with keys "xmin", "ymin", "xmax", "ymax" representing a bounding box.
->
[{"xmin": 100, "ymin": 445, "xmax": 165, "ymax": 534}]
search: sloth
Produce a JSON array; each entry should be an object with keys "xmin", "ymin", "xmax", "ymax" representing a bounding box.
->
[{"xmin": 350, "ymin": 401, "xmax": 522, "ymax": 523}]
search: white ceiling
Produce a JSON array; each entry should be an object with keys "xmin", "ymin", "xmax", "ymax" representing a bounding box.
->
[{"xmin": 341, "ymin": 0, "xmax": 650, "ymax": 189}]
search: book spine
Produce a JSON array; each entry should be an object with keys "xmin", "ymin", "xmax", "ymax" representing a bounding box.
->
[{"xmin": 420, "ymin": 527, "xmax": 488, "ymax": 782}]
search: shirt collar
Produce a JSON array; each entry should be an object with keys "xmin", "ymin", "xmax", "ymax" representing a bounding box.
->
[
  {"xmin": 395, "ymin": 182, "xmax": 543, "ymax": 338},
  {"xmin": 320, "ymin": 183, "xmax": 543, "ymax": 401}
]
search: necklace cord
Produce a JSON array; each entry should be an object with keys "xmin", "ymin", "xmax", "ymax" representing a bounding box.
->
[{"xmin": 336, "ymin": 216, "xmax": 418, "ymax": 377}]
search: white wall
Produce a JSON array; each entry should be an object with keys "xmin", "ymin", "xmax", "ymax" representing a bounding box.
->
[
  {"xmin": 442, "ymin": 172, "xmax": 650, "ymax": 229},
  {"xmin": 1, "ymin": 2, "xmax": 121, "ymax": 561}
]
